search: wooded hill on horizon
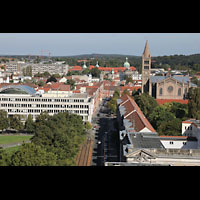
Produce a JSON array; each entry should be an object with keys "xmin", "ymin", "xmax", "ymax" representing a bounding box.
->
[{"xmin": 1, "ymin": 53, "xmax": 200, "ymax": 72}]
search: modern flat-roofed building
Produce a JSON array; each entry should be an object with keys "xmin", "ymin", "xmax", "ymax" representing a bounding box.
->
[
  {"xmin": 0, "ymin": 84, "xmax": 94, "ymax": 122},
  {"xmin": 6, "ymin": 62, "xmax": 69, "ymax": 76}
]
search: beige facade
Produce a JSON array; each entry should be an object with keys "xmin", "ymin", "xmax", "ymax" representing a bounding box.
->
[
  {"xmin": 125, "ymin": 148, "xmax": 200, "ymax": 166},
  {"xmin": 141, "ymin": 40, "xmax": 194, "ymax": 99},
  {"xmin": 155, "ymin": 76, "xmax": 189, "ymax": 99}
]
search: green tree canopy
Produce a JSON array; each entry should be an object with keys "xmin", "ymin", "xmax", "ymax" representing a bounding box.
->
[
  {"xmin": 188, "ymin": 87, "xmax": 200, "ymax": 120},
  {"xmin": 25, "ymin": 114, "xmax": 35, "ymax": 133},
  {"xmin": 90, "ymin": 68, "xmax": 101, "ymax": 78},
  {"xmin": 148, "ymin": 106, "xmax": 177, "ymax": 135},
  {"xmin": 0, "ymin": 110, "xmax": 9, "ymax": 132},
  {"xmin": 31, "ymin": 112, "xmax": 87, "ymax": 165},
  {"xmin": 46, "ymin": 75, "xmax": 57, "ymax": 83},
  {"xmin": 134, "ymin": 92, "xmax": 158, "ymax": 118},
  {"xmin": 9, "ymin": 115, "xmax": 24, "ymax": 131},
  {"xmin": 10, "ymin": 143, "xmax": 57, "ymax": 166},
  {"xmin": 65, "ymin": 79, "xmax": 76, "ymax": 90}
]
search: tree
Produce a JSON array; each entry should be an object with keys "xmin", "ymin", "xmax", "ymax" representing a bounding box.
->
[
  {"xmin": 125, "ymin": 75, "xmax": 133, "ymax": 84},
  {"xmin": 65, "ymin": 79, "xmax": 76, "ymax": 90},
  {"xmin": 43, "ymin": 71, "xmax": 51, "ymax": 78},
  {"xmin": 37, "ymin": 80, "xmax": 45, "ymax": 87},
  {"xmin": 132, "ymin": 88, "xmax": 141, "ymax": 97},
  {"xmin": 0, "ymin": 149, "xmax": 11, "ymax": 166},
  {"xmin": 90, "ymin": 68, "xmax": 101, "ymax": 78},
  {"xmin": 10, "ymin": 143, "xmax": 57, "ymax": 166},
  {"xmin": 0, "ymin": 110, "xmax": 9, "ymax": 133},
  {"xmin": 31, "ymin": 112, "xmax": 87, "ymax": 165},
  {"xmin": 122, "ymin": 89, "xmax": 130, "ymax": 95},
  {"xmin": 81, "ymin": 68, "xmax": 90, "ymax": 75},
  {"xmin": 25, "ymin": 114, "xmax": 35, "ymax": 133},
  {"xmin": 9, "ymin": 115, "xmax": 24, "ymax": 131},
  {"xmin": 46, "ymin": 75, "xmax": 57, "ymax": 83},
  {"xmin": 84, "ymin": 121, "xmax": 92, "ymax": 130},
  {"xmin": 157, "ymin": 118, "xmax": 182, "ymax": 136},
  {"xmin": 134, "ymin": 93, "xmax": 158, "ymax": 118},
  {"xmin": 188, "ymin": 87, "xmax": 200, "ymax": 120},
  {"xmin": 113, "ymin": 88, "xmax": 120, "ymax": 99},
  {"xmin": 107, "ymin": 97, "xmax": 117, "ymax": 114},
  {"xmin": 148, "ymin": 106, "xmax": 176, "ymax": 135}
]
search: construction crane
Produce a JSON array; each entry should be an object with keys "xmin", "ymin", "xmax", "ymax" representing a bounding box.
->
[{"xmin": 40, "ymin": 49, "xmax": 51, "ymax": 59}]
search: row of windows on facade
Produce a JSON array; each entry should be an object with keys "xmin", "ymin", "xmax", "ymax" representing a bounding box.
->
[
  {"xmin": 6, "ymin": 109, "xmax": 89, "ymax": 114},
  {"xmin": 185, "ymin": 126, "xmax": 192, "ymax": 130},
  {"xmin": 159, "ymin": 87, "xmax": 187, "ymax": 96},
  {"xmin": 0, "ymin": 98, "xmax": 85, "ymax": 103},
  {"xmin": 1, "ymin": 103, "xmax": 89, "ymax": 109},
  {"xmin": 169, "ymin": 141, "xmax": 187, "ymax": 145}
]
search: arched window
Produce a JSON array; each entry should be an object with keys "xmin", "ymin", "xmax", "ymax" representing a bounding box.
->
[
  {"xmin": 159, "ymin": 88, "xmax": 163, "ymax": 96},
  {"xmin": 178, "ymin": 88, "xmax": 181, "ymax": 96}
]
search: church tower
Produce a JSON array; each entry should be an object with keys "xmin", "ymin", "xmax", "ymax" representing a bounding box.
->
[{"xmin": 142, "ymin": 40, "xmax": 151, "ymax": 94}]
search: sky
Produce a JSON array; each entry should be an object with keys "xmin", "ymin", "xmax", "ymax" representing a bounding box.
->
[{"xmin": 0, "ymin": 33, "xmax": 200, "ymax": 57}]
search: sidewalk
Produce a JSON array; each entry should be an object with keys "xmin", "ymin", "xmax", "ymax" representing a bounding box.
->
[{"xmin": 0, "ymin": 140, "xmax": 31, "ymax": 149}]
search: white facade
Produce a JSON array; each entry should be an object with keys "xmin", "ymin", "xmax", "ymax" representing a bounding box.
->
[
  {"xmin": 182, "ymin": 120, "xmax": 200, "ymax": 148},
  {"xmin": 6, "ymin": 62, "xmax": 69, "ymax": 76},
  {"xmin": 160, "ymin": 139, "xmax": 198, "ymax": 149},
  {"xmin": 0, "ymin": 93, "xmax": 93, "ymax": 122}
]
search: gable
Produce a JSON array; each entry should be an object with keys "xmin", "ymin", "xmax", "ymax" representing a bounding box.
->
[
  {"xmin": 126, "ymin": 149, "xmax": 156, "ymax": 159},
  {"xmin": 159, "ymin": 77, "xmax": 176, "ymax": 85}
]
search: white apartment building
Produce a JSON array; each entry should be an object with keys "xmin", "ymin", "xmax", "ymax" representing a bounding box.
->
[
  {"xmin": 0, "ymin": 85, "xmax": 94, "ymax": 122},
  {"xmin": 30, "ymin": 64, "xmax": 68, "ymax": 76},
  {"xmin": 6, "ymin": 62, "xmax": 69, "ymax": 76},
  {"xmin": 182, "ymin": 119, "xmax": 200, "ymax": 148}
]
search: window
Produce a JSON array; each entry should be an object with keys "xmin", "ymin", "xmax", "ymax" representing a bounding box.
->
[
  {"xmin": 167, "ymin": 86, "xmax": 173, "ymax": 93},
  {"xmin": 169, "ymin": 141, "xmax": 174, "ymax": 145},
  {"xmin": 159, "ymin": 88, "xmax": 163, "ymax": 96},
  {"xmin": 178, "ymin": 88, "xmax": 181, "ymax": 96}
]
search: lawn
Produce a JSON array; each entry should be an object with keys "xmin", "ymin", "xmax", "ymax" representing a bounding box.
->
[{"xmin": 0, "ymin": 135, "xmax": 33, "ymax": 145}]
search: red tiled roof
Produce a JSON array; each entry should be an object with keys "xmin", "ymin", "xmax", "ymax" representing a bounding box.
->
[
  {"xmin": 120, "ymin": 94, "xmax": 156, "ymax": 132},
  {"xmin": 182, "ymin": 121, "xmax": 192, "ymax": 124},
  {"xmin": 89, "ymin": 65, "xmax": 136, "ymax": 72},
  {"xmin": 73, "ymin": 90, "xmax": 81, "ymax": 93},
  {"xmin": 43, "ymin": 82, "xmax": 70, "ymax": 91},
  {"xmin": 68, "ymin": 66, "xmax": 82, "ymax": 71},
  {"xmin": 104, "ymin": 86, "xmax": 119, "ymax": 91},
  {"xmin": 120, "ymin": 86, "xmax": 141, "ymax": 91},
  {"xmin": 156, "ymin": 99, "xmax": 188, "ymax": 105},
  {"xmin": 36, "ymin": 87, "xmax": 50, "ymax": 92},
  {"xmin": 159, "ymin": 135, "xmax": 188, "ymax": 138},
  {"xmin": 86, "ymin": 87, "xmax": 98, "ymax": 96}
]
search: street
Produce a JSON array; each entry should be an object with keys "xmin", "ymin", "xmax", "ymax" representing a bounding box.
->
[{"xmin": 91, "ymin": 98, "xmax": 119, "ymax": 166}]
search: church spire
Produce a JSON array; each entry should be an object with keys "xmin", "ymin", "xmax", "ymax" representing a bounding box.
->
[{"xmin": 143, "ymin": 40, "xmax": 151, "ymax": 58}]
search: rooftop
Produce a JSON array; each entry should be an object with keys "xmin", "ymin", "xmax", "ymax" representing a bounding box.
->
[
  {"xmin": 0, "ymin": 84, "xmax": 36, "ymax": 95},
  {"xmin": 118, "ymin": 94, "xmax": 156, "ymax": 133},
  {"xmin": 128, "ymin": 133, "xmax": 164, "ymax": 149}
]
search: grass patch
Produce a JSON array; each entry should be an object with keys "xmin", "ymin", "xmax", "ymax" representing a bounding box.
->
[{"xmin": 0, "ymin": 135, "xmax": 33, "ymax": 145}]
